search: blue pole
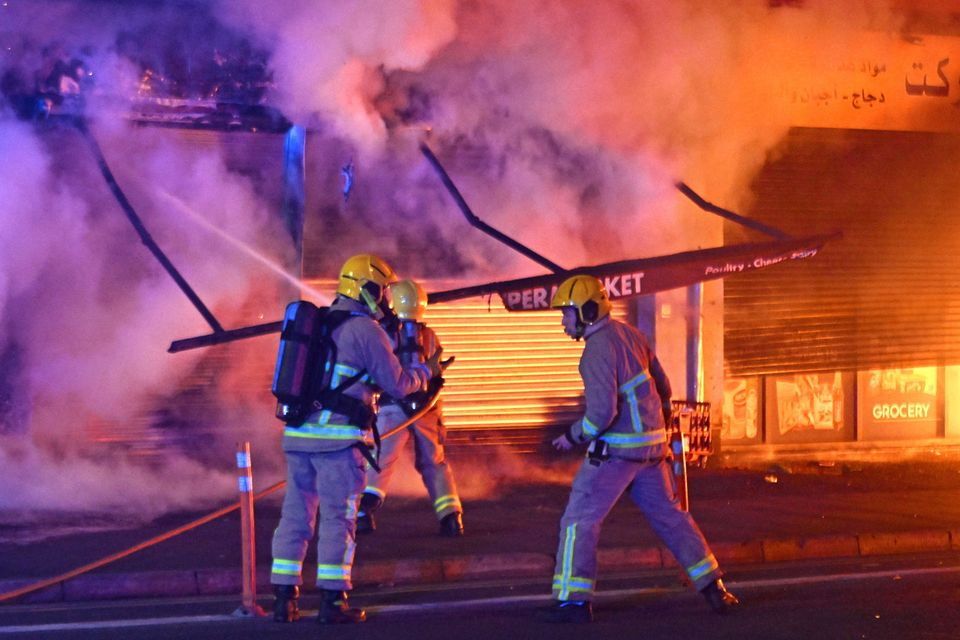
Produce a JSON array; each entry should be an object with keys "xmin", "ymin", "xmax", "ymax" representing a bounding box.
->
[
  {"xmin": 686, "ymin": 283, "xmax": 702, "ymax": 402},
  {"xmin": 281, "ymin": 125, "xmax": 306, "ymax": 274}
]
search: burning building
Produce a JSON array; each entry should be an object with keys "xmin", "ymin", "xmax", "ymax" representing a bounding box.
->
[{"xmin": 3, "ymin": 0, "xmax": 960, "ymax": 519}]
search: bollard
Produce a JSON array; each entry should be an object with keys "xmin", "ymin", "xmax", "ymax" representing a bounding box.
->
[{"xmin": 233, "ymin": 442, "xmax": 266, "ymax": 617}]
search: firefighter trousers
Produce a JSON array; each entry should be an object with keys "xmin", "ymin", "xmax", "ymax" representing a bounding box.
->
[
  {"xmin": 270, "ymin": 446, "xmax": 366, "ymax": 591},
  {"xmin": 552, "ymin": 456, "xmax": 722, "ymax": 601},
  {"xmin": 363, "ymin": 404, "xmax": 462, "ymax": 520}
]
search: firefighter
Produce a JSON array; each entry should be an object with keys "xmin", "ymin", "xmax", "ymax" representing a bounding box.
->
[
  {"xmin": 270, "ymin": 254, "xmax": 447, "ymax": 625},
  {"xmin": 541, "ymin": 274, "xmax": 739, "ymax": 623},
  {"xmin": 356, "ymin": 279, "xmax": 464, "ymax": 537}
]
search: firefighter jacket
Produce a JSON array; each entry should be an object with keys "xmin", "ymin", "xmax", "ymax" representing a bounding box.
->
[
  {"xmin": 565, "ymin": 316, "xmax": 672, "ymax": 461},
  {"xmin": 281, "ymin": 296, "xmax": 430, "ymax": 453}
]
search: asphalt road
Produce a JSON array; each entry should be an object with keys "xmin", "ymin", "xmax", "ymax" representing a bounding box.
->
[{"xmin": 2, "ymin": 553, "xmax": 958, "ymax": 639}]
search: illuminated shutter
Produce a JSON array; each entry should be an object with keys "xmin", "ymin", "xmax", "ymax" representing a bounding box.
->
[{"xmin": 422, "ymin": 294, "xmax": 631, "ymax": 446}]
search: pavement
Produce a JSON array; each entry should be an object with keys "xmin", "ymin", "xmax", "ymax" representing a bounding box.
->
[{"xmin": 1, "ymin": 450, "xmax": 959, "ymax": 606}]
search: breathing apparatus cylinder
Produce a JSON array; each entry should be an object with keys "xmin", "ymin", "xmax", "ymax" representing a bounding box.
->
[
  {"xmin": 272, "ymin": 300, "xmax": 321, "ymax": 423},
  {"xmin": 389, "ymin": 278, "xmax": 428, "ymax": 367},
  {"xmin": 383, "ymin": 278, "xmax": 442, "ymax": 418},
  {"xmin": 397, "ymin": 320, "xmax": 425, "ymax": 367}
]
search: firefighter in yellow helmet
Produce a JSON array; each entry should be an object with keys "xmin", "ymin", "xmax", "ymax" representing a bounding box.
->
[
  {"xmin": 541, "ymin": 274, "xmax": 738, "ymax": 623},
  {"xmin": 336, "ymin": 253, "xmax": 397, "ymax": 316},
  {"xmin": 270, "ymin": 254, "xmax": 447, "ymax": 625},
  {"xmin": 357, "ymin": 279, "xmax": 464, "ymax": 537}
]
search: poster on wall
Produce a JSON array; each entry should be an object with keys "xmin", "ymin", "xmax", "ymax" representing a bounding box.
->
[
  {"xmin": 721, "ymin": 377, "xmax": 761, "ymax": 442},
  {"xmin": 765, "ymin": 372, "xmax": 855, "ymax": 444},
  {"xmin": 857, "ymin": 367, "xmax": 940, "ymax": 441}
]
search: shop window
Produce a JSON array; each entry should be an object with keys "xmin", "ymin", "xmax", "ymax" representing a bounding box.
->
[
  {"xmin": 857, "ymin": 367, "xmax": 941, "ymax": 441},
  {"xmin": 764, "ymin": 372, "xmax": 855, "ymax": 444}
]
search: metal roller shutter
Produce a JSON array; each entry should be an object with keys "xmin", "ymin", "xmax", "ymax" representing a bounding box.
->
[
  {"xmin": 725, "ymin": 127, "xmax": 960, "ymax": 376},
  {"xmin": 425, "ymin": 296, "xmax": 632, "ymax": 450}
]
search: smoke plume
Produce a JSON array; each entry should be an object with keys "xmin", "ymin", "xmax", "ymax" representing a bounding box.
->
[{"xmin": 0, "ymin": 0, "xmax": 912, "ymax": 522}]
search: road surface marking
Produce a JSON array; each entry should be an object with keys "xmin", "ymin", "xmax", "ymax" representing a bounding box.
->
[
  {"xmin": 0, "ymin": 614, "xmax": 236, "ymax": 634},
  {"xmin": 3, "ymin": 564, "xmax": 959, "ymax": 633}
]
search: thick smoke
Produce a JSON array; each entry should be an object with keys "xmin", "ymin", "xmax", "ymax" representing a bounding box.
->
[
  {"xmin": 0, "ymin": 0, "xmax": 910, "ymax": 521},
  {"xmin": 0, "ymin": 0, "xmax": 294, "ymax": 517},
  {"xmin": 219, "ymin": 0, "xmax": 906, "ymax": 278}
]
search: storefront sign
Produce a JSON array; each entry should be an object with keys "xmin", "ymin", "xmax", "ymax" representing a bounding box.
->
[
  {"xmin": 502, "ymin": 271, "xmax": 645, "ymax": 311},
  {"xmin": 774, "ymin": 32, "xmax": 960, "ymax": 133},
  {"xmin": 857, "ymin": 368, "xmax": 940, "ymax": 441},
  {"xmin": 489, "ymin": 235, "xmax": 831, "ymax": 312},
  {"xmin": 871, "ymin": 402, "xmax": 931, "ymax": 420}
]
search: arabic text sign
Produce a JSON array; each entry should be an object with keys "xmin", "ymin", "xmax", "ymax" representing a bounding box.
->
[
  {"xmin": 499, "ymin": 244, "xmax": 822, "ymax": 311},
  {"xmin": 776, "ymin": 32, "xmax": 960, "ymax": 132}
]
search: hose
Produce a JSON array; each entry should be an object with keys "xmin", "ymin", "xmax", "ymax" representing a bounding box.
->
[
  {"xmin": 0, "ymin": 482, "xmax": 285, "ymax": 604},
  {"xmin": 0, "ymin": 397, "xmax": 441, "ymax": 605}
]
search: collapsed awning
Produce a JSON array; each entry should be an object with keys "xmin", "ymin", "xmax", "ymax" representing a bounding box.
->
[{"xmin": 429, "ymin": 233, "xmax": 837, "ymax": 311}]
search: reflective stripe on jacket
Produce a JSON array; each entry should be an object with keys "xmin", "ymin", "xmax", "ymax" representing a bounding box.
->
[{"xmin": 567, "ymin": 317, "xmax": 671, "ymax": 461}]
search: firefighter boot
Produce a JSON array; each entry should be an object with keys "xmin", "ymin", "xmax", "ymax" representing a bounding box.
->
[
  {"xmin": 317, "ymin": 589, "xmax": 367, "ymax": 624},
  {"xmin": 538, "ymin": 600, "xmax": 594, "ymax": 623},
  {"xmin": 439, "ymin": 512, "xmax": 464, "ymax": 537},
  {"xmin": 272, "ymin": 584, "xmax": 300, "ymax": 623},
  {"xmin": 356, "ymin": 492, "xmax": 381, "ymax": 535},
  {"xmin": 701, "ymin": 578, "xmax": 740, "ymax": 615},
  {"xmin": 356, "ymin": 512, "xmax": 375, "ymax": 534}
]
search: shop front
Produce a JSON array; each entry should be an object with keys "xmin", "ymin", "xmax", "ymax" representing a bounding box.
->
[
  {"xmin": 720, "ymin": 28, "xmax": 960, "ymax": 452},
  {"xmin": 723, "ymin": 366, "xmax": 960, "ymax": 449}
]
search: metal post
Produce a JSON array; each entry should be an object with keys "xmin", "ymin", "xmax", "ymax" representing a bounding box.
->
[
  {"xmin": 281, "ymin": 125, "xmax": 306, "ymax": 270},
  {"xmin": 670, "ymin": 408, "xmax": 691, "ymax": 512},
  {"xmin": 233, "ymin": 442, "xmax": 265, "ymax": 617},
  {"xmin": 686, "ymin": 283, "xmax": 702, "ymax": 403}
]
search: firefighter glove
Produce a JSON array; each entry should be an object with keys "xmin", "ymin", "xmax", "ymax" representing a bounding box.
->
[{"xmin": 425, "ymin": 347, "xmax": 453, "ymax": 378}]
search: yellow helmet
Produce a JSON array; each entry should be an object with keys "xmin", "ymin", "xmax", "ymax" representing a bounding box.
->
[
  {"xmin": 337, "ymin": 254, "xmax": 398, "ymax": 313},
  {"xmin": 389, "ymin": 279, "xmax": 427, "ymax": 321},
  {"xmin": 550, "ymin": 274, "xmax": 612, "ymax": 325}
]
